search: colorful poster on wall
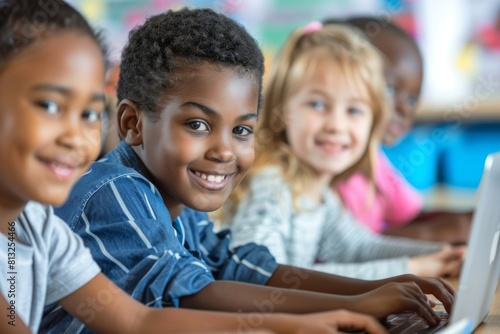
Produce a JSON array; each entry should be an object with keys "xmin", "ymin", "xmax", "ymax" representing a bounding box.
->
[{"xmin": 69, "ymin": 0, "xmax": 500, "ymax": 106}]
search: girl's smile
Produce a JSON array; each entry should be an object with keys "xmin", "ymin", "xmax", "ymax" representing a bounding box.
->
[
  {"xmin": 315, "ymin": 137, "xmax": 350, "ymax": 156},
  {"xmin": 0, "ymin": 31, "xmax": 105, "ymax": 210},
  {"xmin": 40, "ymin": 158, "xmax": 78, "ymax": 181},
  {"xmin": 285, "ymin": 61, "xmax": 373, "ymax": 182}
]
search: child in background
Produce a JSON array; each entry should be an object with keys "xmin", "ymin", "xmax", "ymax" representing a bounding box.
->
[
  {"xmin": 225, "ymin": 23, "xmax": 464, "ymax": 280},
  {"xmin": 97, "ymin": 92, "xmax": 120, "ymax": 159},
  {"xmin": 0, "ymin": 2, "xmax": 387, "ymax": 333},
  {"xmin": 46, "ymin": 7, "xmax": 454, "ymax": 333},
  {"xmin": 324, "ymin": 17, "xmax": 472, "ymax": 245}
]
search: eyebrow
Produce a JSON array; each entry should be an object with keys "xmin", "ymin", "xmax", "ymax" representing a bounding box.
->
[
  {"xmin": 31, "ymin": 84, "xmax": 105, "ymax": 102},
  {"xmin": 348, "ymin": 98, "xmax": 370, "ymax": 104},
  {"xmin": 308, "ymin": 89, "xmax": 329, "ymax": 97},
  {"xmin": 308, "ymin": 89, "xmax": 369, "ymax": 104},
  {"xmin": 184, "ymin": 101, "xmax": 258, "ymax": 122}
]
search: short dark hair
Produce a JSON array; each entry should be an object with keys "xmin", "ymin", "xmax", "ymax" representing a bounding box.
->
[
  {"xmin": 323, "ymin": 16, "xmax": 421, "ymax": 57},
  {"xmin": 117, "ymin": 7, "xmax": 265, "ymax": 117},
  {"xmin": 0, "ymin": 0, "xmax": 108, "ymax": 70}
]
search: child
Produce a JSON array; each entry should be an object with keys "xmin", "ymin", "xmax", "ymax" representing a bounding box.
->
[
  {"xmin": 44, "ymin": 6, "xmax": 457, "ymax": 333},
  {"xmin": 0, "ymin": 1, "xmax": 387, "ymax": 333},
  {"xmin": 225, "ymin": 23, "xmax": 464, "ymax": 280},
  {"xmin": 97, "ymin": 92, "xmax": 120, "ymax": 159},
  {"xmin": 325, "ymin": 17, "xmax": 472, "ymax": 245}
]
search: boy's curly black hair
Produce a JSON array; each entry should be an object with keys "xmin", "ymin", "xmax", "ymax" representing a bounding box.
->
[
  {"xmin": 0, "ymin": 0, "xmax": 108, "ymax": 71},
  {"xmin": 117, "ymin": 7, "xmax": 265, "ymax": 118}
]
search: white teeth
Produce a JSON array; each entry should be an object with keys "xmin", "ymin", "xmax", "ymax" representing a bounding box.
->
[
  {"xmin": 194, "ymin": 171, "xmax": 226, "ymax": 183},
  {"xmin": 51, "ymin": 162, "xmax": 70, "ymax": 169}
]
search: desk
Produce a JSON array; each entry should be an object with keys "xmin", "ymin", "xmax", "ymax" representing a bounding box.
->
[
  {"xmin": 421, "ymin": 186, "xmax": 477, "ymax": 212},
  {"xmin": 474, "ymin": 282, "xmax": 500, "ymax": 334},
  {"xmin": 433, "ymin": 279, "xmax": 500, "ymax": 333},
  {"xmin": 415, "ymin": 100, "xmax": 500, "ymax": 123}
]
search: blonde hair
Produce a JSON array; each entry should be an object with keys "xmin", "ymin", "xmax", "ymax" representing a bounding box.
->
[{"xmin": 225, "ymin": 24, "xmax": 390, "ymax": 216}]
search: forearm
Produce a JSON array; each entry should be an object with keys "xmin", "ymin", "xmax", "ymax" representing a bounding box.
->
[
  {"xmin": 179, "ymin": 271, "xmax": 453, "ymax": 326},
  {"xmin": 180, "ymin": 280, "xmax": 351, "ymax": 314},
  {"xmin": 135, "ymin": 307, "xmax": 295, "ymax": 334},
  {"xmin": 318, "ymin": 206, "xmax": 441, "ymax": 264},
  {"xmin": 266, "ymin": 265, "xmax": 388, "ymax": 295},
  {"xmin": 266, "ymin": 265, "xmax": 436, "ymax": 297},
  {"xmin": 137, "ymin": 308, "xmax": 389, "ymax": 334}
]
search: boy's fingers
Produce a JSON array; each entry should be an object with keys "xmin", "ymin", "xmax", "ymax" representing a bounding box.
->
[
  {"xmin": 331, "ymin": 311, "xmax": 387, "ymax": 334},
  {"xmin": 435, "ymin": 277, "xmax": 455, "ymax": 297},
  {"xmin": 403, "ymin": 286, "xmax": 439, "ymax": 325},
  {"xmin": 415, "ymin": 301, "xmax": 440, "ymax": 326},
  {"xmin": 402, "ymin": 284, "xmax": 440, "ymax": 326},
  {"xmin": 414, "ymin": 278, "xmax": 455, "ymax": 312}
]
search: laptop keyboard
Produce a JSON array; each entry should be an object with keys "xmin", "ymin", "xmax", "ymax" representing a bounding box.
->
[{"xmin": 385, "ymin": 311, "xmax": 449, "ymax": 334}]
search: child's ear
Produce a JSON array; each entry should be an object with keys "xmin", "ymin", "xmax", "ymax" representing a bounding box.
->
[{"xmin": 117, "ymin": 99, "xmax": 143, "ymax": 146}]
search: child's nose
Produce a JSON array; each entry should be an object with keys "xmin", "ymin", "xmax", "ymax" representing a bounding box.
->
[
  {"xmin": 58, "ymin": 116, "xmax": 96, "ymax": 153},
  {"xmin": 206, "ymin": 133, "xmax": 236, "ymax": 163},
  {"xmin": 324, "ymin": 109, "xmax": 345, "ymax": 132}
]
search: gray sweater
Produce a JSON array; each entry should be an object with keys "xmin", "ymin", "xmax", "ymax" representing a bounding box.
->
[{"xmin": 228, "ymin": 167, "xmax": 444, "ymax": 280}]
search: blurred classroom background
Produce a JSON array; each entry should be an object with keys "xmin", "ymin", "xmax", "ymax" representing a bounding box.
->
[{"xmin": 69, "ymin": 0, "xmax": 500, "ymax": 211}]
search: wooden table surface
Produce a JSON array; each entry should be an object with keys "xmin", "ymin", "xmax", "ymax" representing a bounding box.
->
[{"xmin": 474, "ymin": 280, "xmax": 500, "ymax": 333}]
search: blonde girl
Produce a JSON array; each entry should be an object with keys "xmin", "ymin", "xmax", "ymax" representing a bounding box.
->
[{"xmin": 226, "ymin": 23, "xmax": 464, "ymax": 280}]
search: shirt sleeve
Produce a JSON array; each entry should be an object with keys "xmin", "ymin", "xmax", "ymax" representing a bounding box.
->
[
  {"xmin": 180, "ymin": 209, "xmax": 278, "ymax": 284},
  {"xmin": 314, "ymin": 194, "xmax": 444, "ymax": 279},
  {"xmin": 229, "ymin": 172, "xmax": 294, "ymax": 265},
  {"xmin": 63, "ymin": 176, "xmax": 215, "ymax": 307},
  {"xmin": 45, "ymin": 207, "xmax": 101, "ymax": 304}
]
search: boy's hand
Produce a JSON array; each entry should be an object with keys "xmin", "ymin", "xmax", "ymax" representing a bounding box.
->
[
  {"xmin": 349, "ymin": 281, "xmax": 443, "ymax": 326},
  {"xmin": 387, "ymin": 274, "xmax": 455, "ymax": 313},
  {"xmin": 288, "ymin": 310, "xmax": 387, "ymax": 334}
]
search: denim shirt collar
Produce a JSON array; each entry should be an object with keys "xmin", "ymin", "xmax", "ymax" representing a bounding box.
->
[{"xmin": 108, "ymin": 141, "xmax": 150, "ymax": 180}]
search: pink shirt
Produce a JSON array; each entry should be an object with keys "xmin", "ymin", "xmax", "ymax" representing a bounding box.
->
[{"xmin": 336, "ymin": 151, "xmax": 423, "ymax": 233}]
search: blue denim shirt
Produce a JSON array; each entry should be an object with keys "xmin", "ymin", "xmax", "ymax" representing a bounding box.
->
[{"xmin": 41, "ymin": 141, "xmax": 278, "ymax": 334}]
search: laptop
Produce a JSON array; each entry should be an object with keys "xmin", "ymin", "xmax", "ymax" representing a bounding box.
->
[{"xmin": 385, "ymin": 151, "xmax": 500, "ymax": 334}]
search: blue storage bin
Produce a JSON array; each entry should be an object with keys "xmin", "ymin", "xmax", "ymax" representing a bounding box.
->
[
  {"xmin": 383, "ymin": 124, "xmax": 444, "ymax": 191},
  {"xmin": 441, "ymin": 123, "xmax": 500, "ymax": 189}
]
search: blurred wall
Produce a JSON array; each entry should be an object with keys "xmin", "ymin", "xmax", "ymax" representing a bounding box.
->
[{"xmin": 69, "ymin": 0, "xmax": 500, "ymax": 192}]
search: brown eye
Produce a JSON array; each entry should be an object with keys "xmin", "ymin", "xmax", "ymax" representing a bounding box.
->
[
  {"xmin": 82, "ymin": 109, "xmax": 101, "ymax": 122},
  {"xmin": 36, "ymin": 101, "xmax": 59, "ymax": 115},
  {"xmin": 187, "ymin": 120, "xmax": 209, "ymax": 131},
  {"xmin": 233, "ymin": 126, "xmax": 252, "ymax": 136}
]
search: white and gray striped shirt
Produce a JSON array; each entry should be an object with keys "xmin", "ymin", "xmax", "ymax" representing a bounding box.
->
[{"xmin": 228, "ymin": 167, "xmax": 444, "ymax": 280}]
